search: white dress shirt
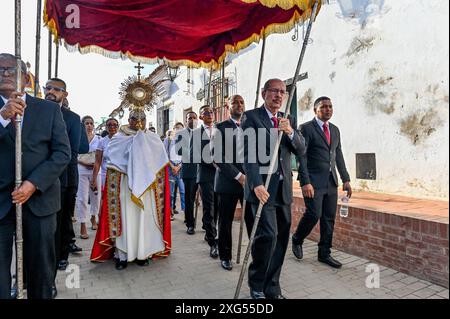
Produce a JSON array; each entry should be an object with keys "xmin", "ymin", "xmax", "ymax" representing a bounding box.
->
[{"xmin": 264, "ymin": 106, "xmax": 295, "ymax": 140}]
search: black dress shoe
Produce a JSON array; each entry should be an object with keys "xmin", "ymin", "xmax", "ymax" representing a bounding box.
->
[
  {"xmin": 221, "ymin": 260, "xmax": 233, "ymax": 271},
  {"xmin": 292, "ymin": 241, "xmax": 303, "ymax": 260},
  {"xmin": 68, "ymin": 243, "xmax": 82, "ymax": 253},
  {"xmin": 115, "ymin": 260, "xmax": 128, "ymax": 270},
  {"xmin": 266, "ymin": 294, "xmax": 286, "ymax": 299},
  {"xmin": 135, "ymin": 259, "xmax": 149, "ymax": 266},
  {"xmin": 318, "ymin": 255, "xmax": 342, "ymax": 269},
  {"xmin": 187, "ymin": 227, "xmax": 195, "ymax": 235},
  {"xmin": 250, "ymin": 290, "xmax": 265, "ymax": 299},
  {"xmin": 52, "ymin": 285, "xmax": 58, "ymax": 299},
  {"xmin": 58, "ymin": 260, "xmax": 68, "ymax": 271},
  {"xmin": 210, "ymin": 245, "xmax": 219, "ymax": 258}
]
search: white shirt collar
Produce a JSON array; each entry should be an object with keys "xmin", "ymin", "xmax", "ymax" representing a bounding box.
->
[
  {"xmin": 264, "ymin": 105, "xmax": 278, "ymax": 120},
  {"xmin": 230, "ymin": 117, "xmax": 241, "ymax": 126},
  {"xmin": 315, "ymin": 116, "xmax": 328, "ymax": 128},
  {"xmin": 1, "ymin": 94, "xmax": 26, "ymax": 104}
]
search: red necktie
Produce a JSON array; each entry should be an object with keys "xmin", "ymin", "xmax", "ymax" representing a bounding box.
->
[
  {"xmin": 271, "ymin": 116, "xmax": 278, "ymax": 128},
  {"xmin": 323, "ymin": 123, "xmax": 330, "ymax": 145}
]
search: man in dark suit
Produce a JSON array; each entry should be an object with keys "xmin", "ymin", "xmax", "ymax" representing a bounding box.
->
[
  {"xmin": 44, "ymin": 78, "xmax": 83, "ymax": 276},
  {"xmin": 176, "ymin": 111, "xmax": 198, "ymax": 235},
  {"xmin": 0, "ymin": 53, "xmax": 71, "ymax": 299},
  {"xmin": 292, "ymin": 96, "xmax": 352, "ymax": 268},
  {"xmin": 241, "ymin": 79, "xmax": 306, "ymax": 299},
  {"xmin": 193, "ymin": 105, "xmax": 219, "ymax": 258},
  {"xmin": 213, "ymin": 95, "xmax": 254, "ymax": 271}
]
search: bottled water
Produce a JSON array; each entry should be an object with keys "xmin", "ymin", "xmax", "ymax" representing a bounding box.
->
[{"xmin": 339, "ymin": 196, "xmax": 349, "ymax": 218}]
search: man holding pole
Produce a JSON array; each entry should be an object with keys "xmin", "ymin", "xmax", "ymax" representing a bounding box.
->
[
  {"xmin": 0, "ymin": 53, "xmax": 70, "ymax": 299},
  {"xmin": 241, "ymin": 78, "xmax": 305, "ymax": 299}
]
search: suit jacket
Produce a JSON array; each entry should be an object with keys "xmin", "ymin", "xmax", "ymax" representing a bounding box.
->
[
  {"xmin": 79, "ymin": 122, "xmax": 89, "ymax": 154},
  {"xmin": 0, "ymin": 94, "xmax": 71, "ymax": 220},
  {"xmin": 193, "ymin": 126, "xmax": 216, "ymax": 184},
  {"xmin": 297, "ymin": 118, "xmax": 350, "ymax": 189},
  {"xmin": 59, "ymin": 107, "xmax": 82, "ymax": 188},
  {"xmin": 241, "ymin": 106, "xmax": 306, "ymax": 205},
  {"xmin": 175, "ymin": 127, "xmax": 197, "ymax": 180},
  {"xmin": 213, "ymin": 119, "xmax": 244, "ymax": 194}
]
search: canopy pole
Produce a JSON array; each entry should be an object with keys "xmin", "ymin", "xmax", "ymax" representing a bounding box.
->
[
  {"xmin": 236, "ymin": 34, "xmax": 266, "ymax": 265},
  {"xmin": 54, "ymin": 41, "xmax": 59, "ymax": 77},
  {"xmin": 48, "ymin": 30, "xmax": 52, "ymax": 79},
  {"xmin": 14, "ymin": 0, "xmax": 25, "ymax": 300},
  {"xmin": 207, "ymin": 66, "xmax": 213, "ymax": 105},
  {"xmin": 34, "ymin": 0, "xmax": 42, "ymax": 97},
  {"xmin": 234, "ymin": 1, "xmax": 319, "ymax": 299},
  {"xmin": 220, "ymin": 60, "xmax": 225, "ymax": 121}
]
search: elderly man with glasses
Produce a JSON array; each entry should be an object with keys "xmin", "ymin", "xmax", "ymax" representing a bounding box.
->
[{"xmin": 0, "ymin": 53, "xmax": 71, "ymax": 299}]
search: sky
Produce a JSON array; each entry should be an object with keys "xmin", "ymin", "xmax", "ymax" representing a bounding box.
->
[{"xmin": 0, "ymin": 0, "xmax": 157, "ymax": 125}]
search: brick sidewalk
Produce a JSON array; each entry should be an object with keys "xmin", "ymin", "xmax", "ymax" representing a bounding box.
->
[{"xmin": 55, "ymin": 208, "xmax": 449, "ymax": 299}]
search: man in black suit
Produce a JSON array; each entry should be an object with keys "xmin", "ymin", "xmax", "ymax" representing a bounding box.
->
[
  {"xmin": 176, "ymin": 111, "xmax": 198, "ymax": 235},
  {"xmin": 241, "ymin": 79, "xmax": 306, "ymax": 299},
  {"xmin": 292, "ymin": 96, "xmax": 352, "ymax": 268},
  {"xmin": 0, "ymin": 53, "xmax": 71, "ymax": 299},
  {"xmin": 44, "ymin": 78, "xmax": 83, "ymax": 276},
  {"xmin": 193, "ymin": 105, "xmax": 219, "ymax": 258},
  {"xmin": 213, "ymin": 95, "xmax": 254, "ymax": 271}
]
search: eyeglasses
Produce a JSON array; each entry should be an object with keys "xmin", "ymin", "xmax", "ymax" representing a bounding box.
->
[
  {"xmin": 265, "ymin": 88, "xmax": 286, "ymax": 95},
  {"xmin": 106, "ymin": 123, "xmax": 118, "ymax": 128},
  {"xmin": 84, "ymin": 122, "xmax": 94, "ymax": 125},
  {"xmin": 0, "ymin": 67, "xmax": 26, "ymax": 75},
  {"xmin": 130, "ymin": 117, "xmax": 146, "ymax": 121},
  {"xmin": 43, "ymin": 85, "xmax": 66, "ymax": 92}
]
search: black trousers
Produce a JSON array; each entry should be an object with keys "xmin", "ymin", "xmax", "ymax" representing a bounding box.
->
[
  {"xmin": 0, "ymin": 206, "xmax": 56, "ymax": 299},
  {"xmin": 248, "ymin": 183, "xmax": 291, "ymax": 297},
  {"xmin": 199, "ymin": 181, "xmax": 218, "ymax": 247},
  {"xmin": 183, "ymin": 178, "xmax": 198, "ymax": 229},
  {"xmin": 292, "ymin": 174, "xmax": 338, "ymax": 257},
  {"xmin": 55, "ymin": 186, "xmax": 77, "ymax": 265},
  {"xmin": 217, "ymin": 192, "xmax": 254, "ymax": 261}
]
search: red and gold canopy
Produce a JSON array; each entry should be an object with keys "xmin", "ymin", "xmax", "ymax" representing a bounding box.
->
[{"xmin": 44, "ymin": 0, "xmax": 320, "ymax": 69}]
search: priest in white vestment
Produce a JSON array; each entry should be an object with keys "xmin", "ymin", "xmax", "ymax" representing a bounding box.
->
[{"xmin": 91, "ymin": 111, "xmax": 172, "ymax": 270}]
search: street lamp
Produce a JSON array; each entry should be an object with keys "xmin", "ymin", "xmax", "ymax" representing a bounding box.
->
[{"xmin": 167, "ymin": 65, "xmax": 179, "ymax": 82}]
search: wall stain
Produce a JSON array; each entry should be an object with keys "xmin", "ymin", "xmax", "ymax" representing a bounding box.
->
[
  {"xmin": 298, "ymin": 88, "xmax": 314, "ymax": 112},
  {"xmin": 364, "ymin": 70, "xmax": 397, "ymax": 115},
  {"xmin": 399, "ymin": 108, "xmax": 442, "ymax": 145},
  {"xmin": 346, "ymin": 34, "xmax": 376, "ymax": 66},
  {"xmin": 329, "ymin": 71, "xmax": 336, "ymax": 82}
]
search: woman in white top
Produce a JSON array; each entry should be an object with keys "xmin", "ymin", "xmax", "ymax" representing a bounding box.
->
[
  {"xmin": 75, "ymin": 116, "xmax": 102, "ymax": 239},
  {"xmin": 91, "ymin": 118, "xmax": 119, "ymax": 195}
]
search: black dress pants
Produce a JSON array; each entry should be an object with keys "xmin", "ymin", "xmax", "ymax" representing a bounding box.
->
[
  {"xmin": 183, "ymin": 178, "xmax": 198, "ymax": 229},
  {"xmin": 217, "ymin": 192, "xmax": 254, "ymax": 261},
  {"xmin": 248, "ymin": 183, "xmax": 291, "ymax": 297},
  {"xmin": 55, "ymin": 186, "xmax": 77, "ymax": 265},
  {"xmin": 292, "ymin": 174, "xmax": 338, "ymax": 257},
  {"xmin": 0, "ymin": 206, "xmax": 56, "ymax": 299},
  {"xmin": 199, "ymin": 181, "xmax": 218, "ymax": 247}
]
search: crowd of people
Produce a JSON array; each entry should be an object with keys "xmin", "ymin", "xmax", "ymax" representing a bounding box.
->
[{"xmin": 0, "ymin": 52, "xmax": 352, "ymax": 300}]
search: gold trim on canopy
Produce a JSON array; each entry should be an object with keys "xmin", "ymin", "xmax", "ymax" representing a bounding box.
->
[{"xmin": 43, "ymin": 0, "xmax": 321, "ymax": 70}]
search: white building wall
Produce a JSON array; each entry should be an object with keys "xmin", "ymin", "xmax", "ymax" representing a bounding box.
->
[{"xmin": 166, "ymin": 0, "xmax": 449, "ymax": 200}]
